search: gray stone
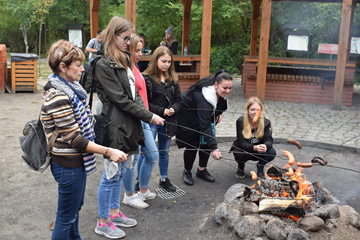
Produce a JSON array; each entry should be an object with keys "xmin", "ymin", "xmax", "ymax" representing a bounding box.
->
[
  {"xmin": 265, "ymin": 219, "xmax": 287, "ymax": 240},
  {"xmin": 198, "ymin": 217, "xmax": 209, "ymax": 233},
  {"xmin": 214, "ymin": 202, "xmax": 228, "ymax": 225},
  {"xmin": 311, "ymin": 204, "xmax": 340, "ymax": 220},
  {"xmin": 297, "ymin": 216, "xmax": 325, "ymax": 232},
  {"xmin": 340, "ymin": 205, "xmax": 360, "ymax": 230},
  {"xmin": 319, "ymin": 188, "xmax": 341, "ymax": 205},
  {"xmin": 324, "ymin": 219, "xmax": 338, "ymax": 232},
  {"xmin": 259, "ymin": 214, "xmax": 281, "ymax": 223},
  {"xmin": 223, "ymin": 183, "xmax": 247, "ymax": 203},
  {"xmin": 227, "ymin": 198, "xmax": 242, "ymax": 228},
  {"xmin": 287, "ymin": 228, "xmax": 310, "ymax": 240},
  {"xmin": 234, "ymin": 215, "xmax": 263, "ymax": 239},
  {"xmin": 241, "ymin": 201, "xmax": 259, "ymax": 216}
]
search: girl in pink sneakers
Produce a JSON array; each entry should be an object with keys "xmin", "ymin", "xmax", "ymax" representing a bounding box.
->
[{"xmin": 92, "ymin": 17, "xmax": 164, "ymax": 239}]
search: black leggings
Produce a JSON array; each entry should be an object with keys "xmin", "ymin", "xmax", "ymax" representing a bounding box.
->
[
  {"xmin": 183, "ymin": 137, "xmax": 211, "ymax": 171},
  {"xmin": 233, "ymin": 147, "xmax": 276, "ymax": 168}
]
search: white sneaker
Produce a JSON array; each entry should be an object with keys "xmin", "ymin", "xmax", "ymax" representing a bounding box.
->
[
  {"xmin": 138, "ymin": 189, "xmax": 156, "ymax": 201},
  {"xmin": 122, "ymin": 194, "xmax": 149, "ymax": 209}
]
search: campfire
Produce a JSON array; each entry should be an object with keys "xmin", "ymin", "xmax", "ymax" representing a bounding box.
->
[
  {"xmin": 242, "ymin": 150, "xmax": 331, "ymax": 222},
  {"xmin": 214, "ymin": 148, "xmax": 360, "ymax": 240},
  {"xmin": 244, "ymin": 164, "xmax": 317, "ymax": 222}
]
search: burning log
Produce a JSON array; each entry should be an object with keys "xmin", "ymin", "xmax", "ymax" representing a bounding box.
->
[{"xmin": 259, "ymin": 198, "xmax": 306, "ymax": 216}]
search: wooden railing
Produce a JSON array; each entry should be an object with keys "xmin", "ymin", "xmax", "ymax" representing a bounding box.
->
[
  {"xmin": 244, "ymin": 55, "xmax": 356, "ymax": 67},
  {"xmin": 141, "ymin": 54, "xmax": 201, "ymax": 62}
]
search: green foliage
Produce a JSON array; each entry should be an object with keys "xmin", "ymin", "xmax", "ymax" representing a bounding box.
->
[{"xmin": 2, "ymin": 0, "xmax": 360, "ymax": 74}]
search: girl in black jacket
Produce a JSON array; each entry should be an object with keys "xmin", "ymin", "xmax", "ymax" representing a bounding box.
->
[
  {"xmin": 176, "ymin": 70, "xmax": 233, "ymax": 186},
  {"xmin": 230, "ymin": 97, "xmax": 276, "ymax": 179},
  {"xmin": 143, "ymin": 46, "xmax": 182, "ymax": 192}
]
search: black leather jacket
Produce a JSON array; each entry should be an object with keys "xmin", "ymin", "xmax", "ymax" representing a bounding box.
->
[{"xmin": 143, "ymin": 75, "xmax": 182, "ymax": 137}]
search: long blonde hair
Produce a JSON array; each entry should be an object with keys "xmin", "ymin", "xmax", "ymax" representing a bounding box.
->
[
  {"xmin": 101, "ymin": 16, "xmax": 133, "ymax": 71},
  {"xmin": 129, "ymin": 34, "xmax": 144, "ymax": 56},
  {"xmin": 243, "ymin": 97, "xmax": 265, "ymax": 139},
  {"xmin": 163, "ymin": 34, "xmax": 175, "ymax": 48},
  {"xmin": 142, "ymin": 46, "xmax": 178, "ymax": 84}
]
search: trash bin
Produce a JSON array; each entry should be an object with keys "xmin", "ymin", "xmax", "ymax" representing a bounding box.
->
[{"xmin": 10, "ymin": 53, "xmax": 39, "ymax": 93}]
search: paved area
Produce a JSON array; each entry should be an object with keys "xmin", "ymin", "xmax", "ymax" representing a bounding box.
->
[
  {"xmin": 218, "ymin": 79, "xmax": 360, "ymax": 153},
  {"xmin": 0, "ymin": 78, "xmax": 359, "ymax": 239}
]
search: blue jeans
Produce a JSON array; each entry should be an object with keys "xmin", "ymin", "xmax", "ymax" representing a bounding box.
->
[
  {"xmin": 149, "ymin": 123, "xmax": 171, "ymax": 179},
  {"xmin": 98, "ymin": 165, "xmax": 123, "ymax": 219},
  {"xmin": 123, "ymin": 122, "xmax": 158, "ymax": 193},
  {"xmin": 50, "ymin": 162, "xmax": 87, "ymax": 240},
  {"xmin": 88, "ymin": 57, "xmax": 94, "ymax": 65}
]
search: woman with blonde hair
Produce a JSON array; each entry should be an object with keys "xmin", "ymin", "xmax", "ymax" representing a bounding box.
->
[
  {"xmin": 92, "ymin": 17, "xmax": 164, "ymax": 239},
  {"xmin": 121, "ymin": 34, "xmax": 159, "ymax": 209},
  {"xmin": 43, "ymin": 40, "xmax": 127, "ymax": 240},
  {"xmin": 160, "ymin": 26, "xmax": 179, "ymax": 70},
  {"xmin": 142, "ymin": 46, "xmax": 182, "ymax": 192},
  {"xmin": 230, "ymin": 97, "xmax": 276, "ymax": 179}
]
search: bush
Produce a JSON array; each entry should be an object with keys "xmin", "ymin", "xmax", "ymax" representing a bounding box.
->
[{"xmin": 210, "ymin": 41, "xmax": 249, "ymax": 74}]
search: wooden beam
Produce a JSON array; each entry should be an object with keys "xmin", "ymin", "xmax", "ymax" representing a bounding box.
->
[
  {"xmin": 125, "ymin": 0, "xmax": 136, "ymax": 32},
  {"xmin": 256, "ymin": 0, "xmax": 272, "ymax": 102},
  {"xmin": 243, "ymin": 55, "xmax": 356, "ymax": 67},
  {"xmin": 250, "ymin": 0, "xmax": 261, "ymax": 56},
  {"xmin": 333, "ymin": 0, "xmax": 355, "ymax": 110},
  {"xmin": 182, "ymin": 0, "xmax": 192, "ymax": 55},
  {"xmin": 90, "ymin": 0, "xmax": 101, "ymax": 39},
  {"xmin": 200, "ymin": 0, "xmax": 212, "ymax": 79}
]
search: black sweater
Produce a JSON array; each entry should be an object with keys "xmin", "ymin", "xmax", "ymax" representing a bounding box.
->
[{"xmin": 231, "ymin": 115, "xmax": 273, "ymax": 153}]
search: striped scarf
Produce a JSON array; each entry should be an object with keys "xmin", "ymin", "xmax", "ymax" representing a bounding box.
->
[{"xmin": 49, "ymin": 74, "xmax": 96, "ymax": 175}]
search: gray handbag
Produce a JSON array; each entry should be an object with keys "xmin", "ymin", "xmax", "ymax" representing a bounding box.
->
[{"xmin": 19, "ymin": 91, "xmax": 58, "ymax": 172}]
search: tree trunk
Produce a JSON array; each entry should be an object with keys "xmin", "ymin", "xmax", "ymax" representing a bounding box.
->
[
  {"xmin": 38, "ymin": 24, "xmax": 42, "ymax": 77},
  {"xmin": 20, "ymin": 18, "xmax": 31, "ymax": 54}
]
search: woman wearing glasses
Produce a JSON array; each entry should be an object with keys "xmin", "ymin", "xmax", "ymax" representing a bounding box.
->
[
  {"xmin": 42, "ymin": 40, "xmax": 128, "ymax": 240},
  {"xmin": 92, "ymin": 17, "xmax": 164, "ymax": 239}
]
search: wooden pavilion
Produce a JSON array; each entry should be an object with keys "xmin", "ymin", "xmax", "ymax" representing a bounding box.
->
[{"xmin": 90, "ymin": 0, "xmax": 359, "ymax": 109}]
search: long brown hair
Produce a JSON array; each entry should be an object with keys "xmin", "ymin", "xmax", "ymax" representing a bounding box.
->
[
  {"xmin": 129, "ymin": 34, "xmax": 144, "ymax": 55},
  {"xmin": 142, "ymin": 46, "xmax": 178, "ymax": 84},
  {"xmin": 101, "ymin": 16, "xmax": 133, "ymax": 71},
  {"xmin": 243, "ymin": 97, "xmax": 265, "ymax": 139}
]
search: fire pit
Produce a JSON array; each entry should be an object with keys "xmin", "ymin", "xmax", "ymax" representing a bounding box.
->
[{"xmin": 214, "ymin": 159, "xmax": 360, "ymax": 240}]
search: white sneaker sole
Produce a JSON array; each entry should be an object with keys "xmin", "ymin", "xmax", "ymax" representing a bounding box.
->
[
  {"xmin": 122, "ymin": 200, "xmax": 149, "ymax": 209},
  {"xmin": 138, "ymin": 194, "xmax": 156, "ymax": 201},
  {"xmin": 95, "ymin": 227, "xmax": 126, "ymax": 239}
]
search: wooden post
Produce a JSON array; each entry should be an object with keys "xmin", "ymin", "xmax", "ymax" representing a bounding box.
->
[
  {"xmin": 200, "ymin": 0, "xmax": 212, "ymax": 79},
  {"xmin": 125, "ymin": 0, "xmax": 137, "ymax": 32},
  {"xmin": 333, "ymin": 0, "xmax": 355, "ymax": 110},
  {"xmin": 90, "ymin": 0, "xmax": 100, "ymax": 39},
  {"xmin": 256, "ymin": 0, "xmax": 272, "ymax": 102},
  {"xmin": 182, "ymin": 0, "xmax": 192, "ymax": 55},
  {"xmin": 250, "ymin": 0, "xmax": 261, "ymax": 56}
]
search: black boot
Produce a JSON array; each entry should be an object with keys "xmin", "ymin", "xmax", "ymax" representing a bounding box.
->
[
  {"xmin": 257, "ymin": 164, "xmax": 265, "ymax": 178},
  {"xmin": 236, "ymin": 162, "xmax": 245, "ymax": 178},
  {"xmin": 183, "ymin": 170, "xmax": 193, "ymax": 185},
  {"xmin": 196, "ymin": 168, "xmax": 215, "ymax": 182}
]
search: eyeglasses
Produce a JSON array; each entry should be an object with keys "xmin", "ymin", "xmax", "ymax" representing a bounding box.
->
[
  {"xmin": 116, "ymin": 34, "xmax": 132, "ymax": 43},
  {"xmin": 62, "ymin": 46, "xmax": 79, "ymax": 60}
]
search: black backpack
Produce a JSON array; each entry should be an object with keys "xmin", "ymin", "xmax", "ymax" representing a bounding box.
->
[{"xmin": 19, "ymin": 91, "xmax": 59, "ymax": 172}]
